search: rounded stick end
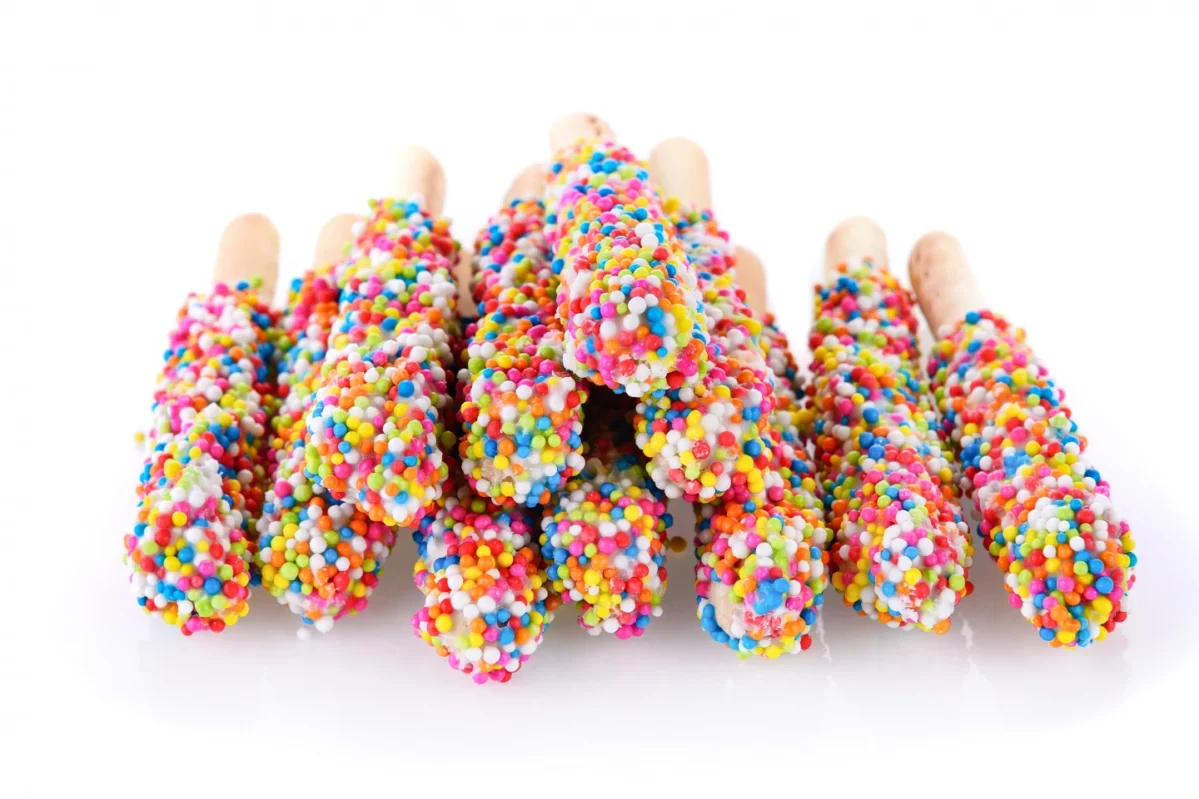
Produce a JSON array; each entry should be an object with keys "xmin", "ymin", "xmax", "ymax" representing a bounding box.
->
[
  {"xmin": 312, "ymin": 213, "xmax": 361, "ymax": 270},
  {"xmin": 824, "ymin": 216, "xmax": 888, "ymax": 279},
  {"xmin": 394, "ymin": 145, "xmax": 447, "ymax": 217},
  {"xmin": 733, "ymin": 245, "xmax": 768, "ymax": 318},
  {"xmin": 648, "ymin": 137, "xmax": 712, "ymax": 208},
  {"xmin": 908, "ymin": 231, "xmax": 983, "ymax": 334},
  {"xmin": 213, "ymin": 213, "xmax": 279, "ymax": 301},
  {"xmin": 549, "ymin": 113, "xmax": 616, "ymax": 152},
  {"xmin": 504, "ymin": 163, "xmax": 547, "ymax": 203}
]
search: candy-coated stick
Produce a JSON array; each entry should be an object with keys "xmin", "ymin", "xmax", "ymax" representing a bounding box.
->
[
  {"xmin": 411, "ymin": 168, "xmax": 565, "ymax": 682},
  {"xmin": 911, "ymin": 233, "xmax": 1135, "ymax": 647},
  {"xmin": 648, "ymin": 140, "xmax": 828, "ymax": 657},
  {"xmin": 255, "ymin": 213, "xmax": 399, "ymax": 635},
  {"xmin": 541, "ymin": 389, "xmax": 672, "ymax": 637},
  {"xmin": 808, "ymin": 218, "xmax": 972, "ymax": 632},
  {"xmin": 127, "ymin": 215, "xmax": 281, "ymax": 634},
  {"xmin": 457, "ymin": 168, "xmax": 588, "ymax": 507},
  {"xmin": 304, "ymin": 146, "xmax": 461, "ymax": 526},
  {"xmin": 636, "ymin": 140, "xmax": 774, "ymax": 504},
  {"xmin": 545, "ymin": 114, "xmax": 711, "ymax": 398}
]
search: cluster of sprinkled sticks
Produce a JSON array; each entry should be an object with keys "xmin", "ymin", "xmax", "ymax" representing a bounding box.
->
[
  {"xmin": 545, "ymin": 140, "xmax": 710, "ymax": 397},
  {"xmin": 926, "ymin": 310, "xmax": 1134, "ymax": 647},
  {"xmin": 304, "ymin": 201, "xmax": 459, "ymax": 526},
  {"xmin": 128, "ymin": 280, "xmax": 279, "ymax": 634},
  {"xmin": 458, "ymin": 197, "xmax": 587, "ymax": 507},
  {"xmin": 806, "ymin": 260, "xmax": 973, "ymax": 633}
]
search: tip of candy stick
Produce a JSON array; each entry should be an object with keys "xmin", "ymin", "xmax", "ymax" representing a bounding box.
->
[
  {"xmin": 908, "ymin": 231, "xmax": 983, "ymax": 333},
  {"xmin": 648, "ymin": 137, "xmax": 712, "ymax": 209},
  {"xmin": 505, "ymin": 164, "xmax": 547, "ymax": 203},
  {"xmin": 824, "ymin": 216, "xmax": 888, "ymax": 279},
  {"xmin": 394, "ymin": 145, "xmax": 447, "ymax": 217},
  {"xmin": 733, "ymin": 245, "xmax": 769, "ymax": 317},
  {"xmin": 213, "ymin": 213, "xmax": 279, "ymax": 301},
  {"xmin": 312, "ymin": 213, "xmax": 360, "ymax": 270},
  {"xmin": 549, "ymin": 113, "xmax": 616, "ymax": 151}
]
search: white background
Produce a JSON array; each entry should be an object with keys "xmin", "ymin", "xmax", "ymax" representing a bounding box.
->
[{"xmin": 3, "ymin": 1, "xmax": 1197, "ymax": 794}]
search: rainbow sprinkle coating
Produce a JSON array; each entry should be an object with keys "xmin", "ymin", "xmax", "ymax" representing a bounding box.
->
[
  {"xmin": 546, "ymin": 140, "xmax": 710, "ymax": 397},
  {"xmin": 459, "ymin": 196, "xmax": 587, "ymax": 507},
  {"xmin": 695, "ymin": 500, "xmax": 827, "ymax": 657},
  {"xmin": 541, "ymin": 392, "xmax": 671, "ymax": 637},
  {"xmin": 412, "ymin": 310, "xmax": 556, "ymax": 683},
  {"xmin": 305, "ymin": 200, "xmax": 459, "ymax": 527},
  {"xmin": 927, "ymin": 310, "xmax": 1135, "ymax": 647},
  {"xmin": 128, "ymin": 280, "xmax": 279, "ymax": 634},
  {"xmin": 694, "ymin": 305, "xmax": 829, "ymax": 657},
  {"xmin": 806, "ymin": 260, "xmax": 973, "ymax": 632},
  {"xmin": 635, "ymin": 202, "xmax": 774, "ymax": 503},
  {"xmin": 413, "ymin": 481, "xmax": 554, "ymax": 683},
  {"xmin": 255, "ymin": 241, "xmax": 395, "ymax": 634}
]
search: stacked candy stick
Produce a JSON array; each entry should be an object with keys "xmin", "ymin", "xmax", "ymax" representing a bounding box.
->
[
  {"xmin": 412, "ymin": 165, "xmax": 556, "ymax": 682},
  {"xmin": 734, "ymin": 247, "xmax": 824, "ymax": 523},
  {"xmin": 807, "ymin": 218, "xmax": 972, "ymax": 633},
  {"xmin": 458, "ymin": 165, "xmax": 588, "ymax": 508},
  {"xmin": 303, "ymin": 147, "xmax": 460, "ymax": 527},
  {"xmin": 127, "ymin": 215, "xmax": 282, "ymax": 634},
  {"xmin": 458, "ymin": 162, "xmax": 673, "ymax": 637},
  {"xmin": 541, "ymin": 386, "xmax": 673, "ymax": 637},
  {"xmin": 648, "ymin": 139, "xmax": 829, "ymax": 657},
  {"xmin": 544, "ymin": 116, "xmax": 771, "ymax": 506},
  {"xmin": 255, "ymin": 214, "xmax": 399, "ymax": 635},
  {"xmin": 545, "ymin": 114, "xmax": 711, "ymax": 399},
  {"xmin": 910, "ymin": 233, "xmax": 1135, "ymax": 647}
]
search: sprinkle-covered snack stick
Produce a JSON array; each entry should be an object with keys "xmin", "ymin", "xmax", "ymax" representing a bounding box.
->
[
  {"xmin": 807, "ymin": 218, "xmax": 972, "ymax": 633},
  {"xmin": 648, "ymin": 140, "xmax": 828, "ymax": 657},
  {"xmin": 256, "ymin": 215, "xmax": 397, "ymax": 635},
  {"xmin": 459, "ymin": 167, "xmax": 588, "ymax": 507},
  {"xmin": 411, "ymin": 169, "xmax": 563, "ymax": 682},
  {"xmin": 544, "ymin": 114, "xmax": 711, "ymax": 398},
  {"xmin": 636, "ymin": 140, "xmax": 775, "ymax": 503},
  {"xmin": 127, "ymin": 215, "xmax": 282, "ymax": 634},
  {"xmin": 541, "ymin": 388, "xmax": 672, "ymax": 637},
  {"xmin": 305, "ymin": 147, "xmax": 461, "ymax": 527},
  {"xmin": 911, "ymin": 232, "xmax": 1134, "ymax": 647},
  {"xmin": 412, "ymin": 458, "xmax": 554, "ymax": 682}
]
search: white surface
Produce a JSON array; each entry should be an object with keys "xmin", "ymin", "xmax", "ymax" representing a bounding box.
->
[{"xmin": 3, "ymin": 0, "xmax": 1197, "ymax": 794}]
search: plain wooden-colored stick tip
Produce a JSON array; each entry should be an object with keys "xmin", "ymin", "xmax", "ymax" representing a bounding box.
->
[
  {"xmin": 455, "ymin": 248, "xmax": 475, "ymax": 316},
  {"xmin": 312, "ymin": 213, "xmax": 361, "ymax": 269},
  {"xmin": 824, "ymin": 216, "xmax": 888, "ymax": 279},
  {"xmin": 213, "ymin": 213, "xmax": 279, "ymax": 300},
  {"xmin": 733, "ymin": 245, "xmax": 768, "ymax": 318},
  {"xmin": 549, "ymin": 113, "xmax": 616, "ymax": 151},
  {"xmin": 648, "ymin": 137, "xmax": 711, "ymax": 208},
  {"xmin": 394, "ymin": 145, "xmax": 447, "ymax": 217},
  {"xmin": 908, "ymin": 231, "xmax": 984, "ymax": 334},
  {"xmin": 505, "ymin": 164, "xmax": 547, "ymax": 203}
]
